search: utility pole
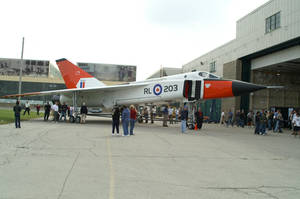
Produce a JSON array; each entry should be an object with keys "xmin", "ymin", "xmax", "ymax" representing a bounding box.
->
[{"xmin": 18, "ymin": 37, "xmax": 25, "ymax": 101}]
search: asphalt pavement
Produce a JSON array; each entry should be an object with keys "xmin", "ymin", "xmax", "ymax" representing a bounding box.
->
[{"xmin": 1, "ymin": 117, "xmax": 300, "ymax": 199}]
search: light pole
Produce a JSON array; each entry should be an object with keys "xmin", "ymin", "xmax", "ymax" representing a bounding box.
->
[{"xmin": 18, "ymin": 37, "xmax": 25, "ymax": 101}]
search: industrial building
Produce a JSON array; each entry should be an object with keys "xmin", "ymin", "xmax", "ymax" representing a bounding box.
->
[
  {"xmin": 0, "ymin": 58, "xmax": 65, "ymax": 103},
  {"xmin": 76, "ymin": 62, "xmax": 136, "ymax": 82},
  {"xmin": 0, "ymin": 58, "xmax": 136, "ymax": 103},
  {"xmin": 183, "ymin": 0, "xmax": 300, "ymax": 121}
]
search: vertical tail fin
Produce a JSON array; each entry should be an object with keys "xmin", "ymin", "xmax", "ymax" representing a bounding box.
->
[{"xmin": 56, "ymin": 58, "xmax": 105, "ymax": 89}]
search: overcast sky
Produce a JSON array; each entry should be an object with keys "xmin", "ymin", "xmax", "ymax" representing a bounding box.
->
[{"xmin": 0, "ymin": 0, "xmax": 269, "ymax": 80}]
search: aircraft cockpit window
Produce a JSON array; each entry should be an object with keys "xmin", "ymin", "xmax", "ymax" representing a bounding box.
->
[
  {"xmin": 198, "ymin": 72, "xmax": 208, "ymax": 78},
  {"xmin": 209, "ymin": 74, "xmax": 219, "ymax": 79}
]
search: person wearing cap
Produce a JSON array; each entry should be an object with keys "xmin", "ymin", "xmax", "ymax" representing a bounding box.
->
[
  {"xmin": 80, "ymin": 102, "xmax": 88, "ymax": 124},
  {"xmin": 13, "ymin": 101, "xmax": 22, "ymax": 128}
]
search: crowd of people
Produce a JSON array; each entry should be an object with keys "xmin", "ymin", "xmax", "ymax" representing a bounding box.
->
[
  {"xmin": 47, "ymin": 101, "xmax": 88, "ymax": 124},
  {"xmin": 160, "ymin": 105, "xmax": 204, "ymax": 133},
  {"xmin": 110, "ymin": 104, "xmax": 202, "ymax": 136},
  {"xmin": 12, "ymin": 100, "xmax": 88, "ymax": 128},
  {"xmin": 161, "ymin": 106, "xmax": 179, "ymax": 127},
  {"xmin": 220, "ymin": 109, "xmax": 300, "ymax": 137},
  {"xmin": 12, "ymin": 100, "xmax": 300, "ymax": 138},
  {"xmin": 111, "ymin": 105, "xmax": 137, "ymax": 136}
]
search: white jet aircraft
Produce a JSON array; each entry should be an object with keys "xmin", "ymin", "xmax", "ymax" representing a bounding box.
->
[{"xmin": 2, "ymin": 58, "xmax": 266, "ymax": 109}]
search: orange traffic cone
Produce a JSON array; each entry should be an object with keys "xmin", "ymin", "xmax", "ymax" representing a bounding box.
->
[{"xmin": 194, "ymin": 123, "xmax": 198, "ymax": 130}]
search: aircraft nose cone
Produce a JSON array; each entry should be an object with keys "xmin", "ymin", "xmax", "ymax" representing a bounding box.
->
[{"xmin": 232, "ymin": 80, "xmax": 266, "ymax": 96}]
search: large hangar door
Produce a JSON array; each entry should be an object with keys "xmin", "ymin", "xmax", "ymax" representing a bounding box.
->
[
  {"xmin": 250, "ymin": 45, "xmax": 300, "ymax": 113},
  {"xmin": 251, "ymin": 46, "xmax": 300, "ymax": 70}
]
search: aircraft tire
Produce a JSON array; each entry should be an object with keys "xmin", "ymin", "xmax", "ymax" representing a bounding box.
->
[
  {"xmin": 188, "ymin": 123, "xmax": 195, "ymax": 130},
  {"xmin": 75, "ymin": 116, "xmax": 81, "ymax": 123},
  {"xmin": 138, "ymin": 116, "xmax": 143, "ymax": 123},
  {"xmin": 69, "ymin": 116, "xmax": 75, "ymax": 123}
]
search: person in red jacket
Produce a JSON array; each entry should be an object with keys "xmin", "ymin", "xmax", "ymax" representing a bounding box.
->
[
  {"xmin": 36, "ymin": 104, "xmax": 40, "ymax": 115},
  {"xmin": 194, "ymin": 107, "xmax": 203, "ymax": 130},
  {"xmin": 130, "ymin": 105, "xmax": 137, "ymax": 135}
]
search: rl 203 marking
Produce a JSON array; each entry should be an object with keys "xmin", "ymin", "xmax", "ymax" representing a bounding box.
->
[
  {"xmin": 143, "ymin": 84, "xmax": 178, "ymax": 95},
  {"xmin": 163, "ymin": 85, "xmax": 178, "ymax": 93}
]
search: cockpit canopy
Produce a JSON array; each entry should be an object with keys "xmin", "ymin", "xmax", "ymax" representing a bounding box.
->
[{"xmin": 198, "ymin": 71, "xmax": 220, "ymax": 79}]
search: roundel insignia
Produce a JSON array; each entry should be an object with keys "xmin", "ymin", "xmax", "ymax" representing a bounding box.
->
[{"xmin": 153, "ymin": 84, "xmax": 162, "ymax": 96}]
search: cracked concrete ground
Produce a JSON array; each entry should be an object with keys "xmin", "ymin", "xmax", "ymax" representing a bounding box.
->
[{"xmin": 0, "ymin": 117, "xmax": 300, "ymax": 199}]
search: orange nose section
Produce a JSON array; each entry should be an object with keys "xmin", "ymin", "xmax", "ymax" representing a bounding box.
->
[{"xmin": 203, "ymin": 80, "xmax": 233, "ymax": 99}]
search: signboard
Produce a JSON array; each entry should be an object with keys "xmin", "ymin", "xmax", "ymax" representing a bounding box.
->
[{"xmin": 77, "ymin": 62, "xmax": 136, "ymax": 82}]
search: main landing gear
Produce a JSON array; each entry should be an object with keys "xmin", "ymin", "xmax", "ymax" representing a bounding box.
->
[{"xmin": 70, "ymin": 91, "xmax": 81, "ymax": 124}]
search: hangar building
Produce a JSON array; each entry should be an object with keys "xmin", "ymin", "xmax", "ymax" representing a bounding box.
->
[{"xmin": 183, "ymin": 0, "xmax": 300, "ymax": 121}]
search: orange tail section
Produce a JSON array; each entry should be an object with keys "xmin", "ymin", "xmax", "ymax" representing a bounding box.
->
[
  {"xmin": 56, "ymin": 58, "xmax": 105, "ymax": 89},
  {"xmin": 56, "ymin": 58, "xmax": 93, "ymax": 89}
]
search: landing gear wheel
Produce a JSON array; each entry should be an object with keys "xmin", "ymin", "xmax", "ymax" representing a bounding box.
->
[
  {"xmin": 75, "ymin": 116, "xmax": 81, "ymax": 123},
  {"xmin": 138, "ymin": 116, "xmax": 143, "ymax": 123},
  {"xmin": 188, "ymin": 123, "xmax": 195, "ymax": 130},
  {"xmin": 69, "ymin": 116, "xmax": 75, "ymax": 123}
]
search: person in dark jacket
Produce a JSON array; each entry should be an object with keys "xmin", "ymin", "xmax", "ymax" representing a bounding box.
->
[
  {"xmin": 239, "ymin": 110, "xmax": 245, "ymax": 128},
  {"xmin": 144, "ymin": 107, "xmax": 149, "ymax": 123},
  {"xmin": 60, "ymin": 102, "xmax": 68, "ymax": 121},
  {"xmin": 121, "ymin": 106, "xmax": 130, "ymax": 136},
  {"xmin": 194, "ymin": 107, "xmax": 203, "ymax": 130},
  {"xmin": 180, "ymin": 106, "xmax": 188, "ymax": 133},
  {"xmin": 80, "ymin": 102, "xmax": 88, "ymax": 124},
  {"xmin": 259, "ymin": 111, "xmax": 267, "ymax": 135},
  {"xmin": 163, "ymin": 106, "xmax": 168, "ymax": 127},
  {"xmin": 268, "ymin": 111, "xmax": 274, "ymax": 130},
  {"xmin": 254, "ymin": 111, "xmax": 261, "ymax": 134},
  {"xmin": 44, "ymin": 102, "xmax": 51, "ymax": 121},
  {"xmin": 13, "ymin": 101, "xmax": 22, "ymax": 128},
  {"xmin": 112, "ymin": 106, "xmax": 120, "ymax": 136}
]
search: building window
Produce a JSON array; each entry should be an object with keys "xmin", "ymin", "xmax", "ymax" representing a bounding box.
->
[
  {"xmin": 266, "ymin": 12, "xmax": 280, "ymax": 33},
  {"xmin": 37, "ymin": 61, "xmax": 44, "ymax": 66},
  {"xmin": 209, "ymin": 61, "xmax": 216, "ymax": 73},
  {"xmin": 78, "ymin": 63, "xmax": 88, "ymax": 67}
]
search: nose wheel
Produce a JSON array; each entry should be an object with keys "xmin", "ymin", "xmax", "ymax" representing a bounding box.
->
[{"xmin": 75, "ymin": 116, "xmax": 81, "ymax": 123}]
